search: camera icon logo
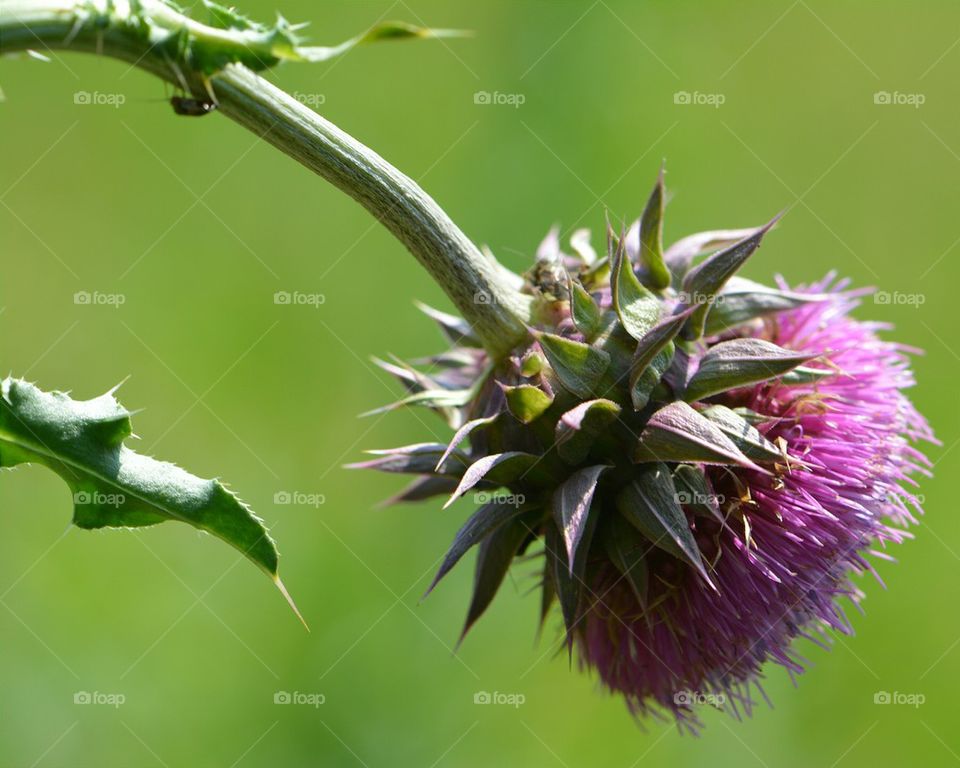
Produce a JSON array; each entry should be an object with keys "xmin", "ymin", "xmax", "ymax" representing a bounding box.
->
[
  {"xmin": 274, "ymin": 491, "xmax": 292, "ymax": 505},
  {"xmin": 274, "ymin": 691, "xmax": 292, "ymax": 704},
  {"xmin": 474, "ymin": 91, "xmax": 492, "ymax": 105},
  {"xmin": 873, "ymin": 91, "xmax": 892, "ymax": 105},
  {"xmin": 274, "ymin": 291, "xmax": 292, "ymax": 305},
  {"xmin": 74, "ymin": 291, "xmax": 92, "ymax": 305},
  {"xmin": 673, "ymin": 91, "xmax": 692, "ymax": 105},
  {"xmin": 473, "ymin": 691, "xmax": 492, "ymax": 704},
  {"xmin": 74, "ymin": 691, "xmax": 92, "ymax": 704},
  {"xmin": 874, "ymin": 691, "xmax": 891, "ymax": 705}
]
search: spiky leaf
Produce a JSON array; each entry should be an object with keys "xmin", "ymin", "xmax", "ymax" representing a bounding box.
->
[
  {"xmin": 568, "ymin": 279, "xmax": 603, "ymax": 340},
  {"xmin": 415, "ymin": 302, "xmax": 482, "ymax": 347},
  {"xmin": 664, "ymin": 228, "xmax": 759, "ymax": 276},
  {"xmin": 601, "ymin": 514, "xmax": 651, "ymax": 606},
  {"xmin": 701, "ymin": 277, "xmax": 825, "ymax": 337},
  {"xmin": 461, "ymin": 514, "xmax": 532, "ymax": 640},
  {"xmin": 638, "ymin": 168, "xmax": 671, "ymax": 290},
  {"xmin": 552, "ymin": 466, "xmax": 608, "ymax": 572},
  {"xmin": 701, "ymin": 404, "xmax": 780, "ymax": 461},
  {"xmin": 555, "ymin": 399, "xmax": 622, "ymax": 464},
  {"xmin": 0, "ymin": 378, "xmax": 278, "ymax": 578},
  {"xmin": 537, "ymin": 332, "xmax": 611, "ymax": 399},
  {"xmin": 611, "ymin": 239, "xmax": 660, "ymax": 340},
  {"xmin": 502, "ymin": 384, "xmax": 554, "ymax": 424},
  {"xmin": 630, "ymin": 346, "xmax": 675, "ymax": 412},
  {"xmin": 616, "ymin": 464, "xmax": 714, "ymax": 587},
  {"xmin": 425, "ymin": 499, "xmax": 532, "ymax": 597},
  {"xmin": 348, "ymin": 443, "xmax": 467, "ymax": 476},
  {"xmin": 444, "ymin": 452, "xmax": 541, "ymax": 507},
  {"xmin": 683, "ymin": 339, "xmax": 812, "ymax": 402},
  {"xmin": 672, "ymin": 463, "xmax": 725, "ymax": 525},
  {"xmin": 681, "ymin": 219, "xmax": 778, "ymax": 338},
  {"xmin": 633, "ymin": 401, "xmax": 760, "ymax": 470}
]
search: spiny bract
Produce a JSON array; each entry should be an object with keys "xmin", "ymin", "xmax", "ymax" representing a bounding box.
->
[{"xmin": 351, "ymin": 170, "xmax": 933, "ymax": 731}]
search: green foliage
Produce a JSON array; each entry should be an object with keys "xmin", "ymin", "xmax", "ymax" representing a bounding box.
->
[{"xmin": 0, "ymin": 377, "xmax": 299, "ymax": 614}]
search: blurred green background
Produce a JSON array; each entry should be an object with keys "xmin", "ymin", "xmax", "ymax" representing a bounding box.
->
[{"xmin": 1, "ymin": 0, "xmax": 958, "ymax": 765}]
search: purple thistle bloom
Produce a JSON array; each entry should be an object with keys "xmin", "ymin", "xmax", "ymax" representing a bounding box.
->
[
  {"xmin": 580, "ymin": 274, "xmax": 933, "ymax": 731},
  {"xmin": 353, "ymin": 172, "xmax": 934, "ymax": 730}
]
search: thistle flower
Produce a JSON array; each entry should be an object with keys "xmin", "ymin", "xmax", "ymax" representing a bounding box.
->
[{"xmin": 352, "ymin": 171, "xmax": 933, "ymax": 730}]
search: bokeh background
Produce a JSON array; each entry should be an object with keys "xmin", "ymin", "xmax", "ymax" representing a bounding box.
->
[{"xmin": 1, "ymin": 0, "xmax": 958, "ymax": 765}]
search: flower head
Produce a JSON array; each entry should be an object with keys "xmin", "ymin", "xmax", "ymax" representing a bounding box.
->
[{"xmin": 351, "ymin": 171, "xmax": 933, "ymax": 730}]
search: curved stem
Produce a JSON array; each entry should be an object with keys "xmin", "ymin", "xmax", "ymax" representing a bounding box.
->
[{"xmin": 0, "ymin": 0, "xmax": 532, "ymax": 357}]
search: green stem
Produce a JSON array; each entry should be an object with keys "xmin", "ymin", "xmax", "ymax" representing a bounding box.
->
[{"xmin": 0, "ymin": 0, "xmax": 532, "ymax": 357}]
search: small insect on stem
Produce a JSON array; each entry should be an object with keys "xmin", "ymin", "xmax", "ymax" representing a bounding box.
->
[
  {"xmin": 170, "ymin": 76, "xmax": 218, "ymax": 117},
  {"xmin": 170, "ymin": 96, "xmax": 218, "ymax": 116}
]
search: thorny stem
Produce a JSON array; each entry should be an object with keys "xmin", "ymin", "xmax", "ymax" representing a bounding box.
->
[{"xmin": 0, "ymin": 0, "xmax": 533, "ymax": 357}]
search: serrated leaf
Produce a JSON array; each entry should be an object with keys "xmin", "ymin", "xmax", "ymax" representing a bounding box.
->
[
  {"xmin": 537, "ymin": 332, "xmax": 611, "ymax": 399},
  {"xmin": 633, "ymin": 401, "xmax": 761, "ymax": 471},
  {"xmin": 701, "ymin": 277, "xmax": 826, "ymax": 337},
  {"xmin": 425, "ymin": 499, "xmax": 531, "ymax": 597},
  {"xmin": 0, "ymin": 378, "xmax": 280, "ymax": 580},
  {"xmin": 443, "ymin": 452, "xmax": 541, "ymax": 508},
  {"xmin": 611, "ymin": 237, "xmax": 661, "ymax": 340},
  {"xmin": 615, "ymin": 463, "xmax": 714, "ymax": 588},
  {"xmin": 567, "ymin": 278, "xmax": 602, "ymax": 340},
  {"xmin": 415, "ymin": 302, "xmax": 482, "ymax": 347},
  {"xmin": 502, "ymin": 384, "xmax": 553, "ymax": 424},
  {"xmin": 638, "ymin": 168, "xmax": 671, "ymax": 290},
  {"xmin": 460, "ymin": 513, "xmax": 532, "ymax": 641},
  {"xmin": 555, "ymin": 399, "xmax": 622, "ymax": 464},
  {"xmin": 552, "ymin": 466, "xmax": 608, "ymax": 572},
  {"xmin": 700, "ymin": 404, "xmax": 780, "ymax": 462},
  {"xmin": 347, "ymin": 442, "xmax": 468, "ymax": 476},
  {"xmin": 680, "ymin": 218, "xmax": 779, "ymax": 338},
  {"xmin": 683, "ymin": 339, "xmax": 813, "ymax": 402},
  {"xmin": 601, "ymin": 513, "xmax": 650, "ymax": 606}
]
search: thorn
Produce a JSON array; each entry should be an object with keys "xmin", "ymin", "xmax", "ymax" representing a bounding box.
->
[{"xmin": 274, "ymin": 575, "xmax": 309, "ymax": 631}]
